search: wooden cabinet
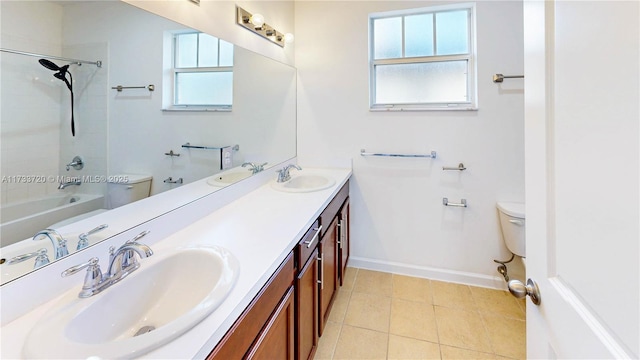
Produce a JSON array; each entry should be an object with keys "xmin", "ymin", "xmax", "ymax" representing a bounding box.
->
[
  {"xmin": 207, "ymin": 253, "xmax": 294, "ymax": 360},
  {"xmin": 296, "ymin": 248, "xmax": 318, "ymax": 360},
  {"xmin": 318, "ymin": 217, "xmax": 338, "ymax": 336},
  {"xmin": 317, "ymin": 181, "xmax": 349, "ymax": 336},
  {"xmin": 246, "ymin": 286, "xmax": 295, "ymax": 359},
  {"xmin": 295, "ymin": 221, "xmax": 321, "ymax": 360},
  {"xmin": 338, "ymin": 198, "xmax": 350, "ymax": 286},
  {"xmin": 206, "ymin": 179, "xmax": 351, "ymax": 360}
]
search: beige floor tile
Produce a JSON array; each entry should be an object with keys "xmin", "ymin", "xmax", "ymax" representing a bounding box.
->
[
  {"xmin": 342, "ymin": 267, "xmax": 358, "ymax": 291},
  {"xmin": 332, "ymin": 325, "xmax": 388, "ymax": 360},
  {"xmin": 434, "ymin": 306, "xmax": 493, "ymax": 353},
  {"xmin": 482, "ymin": 312, "xmax": 526, "ymax": 359},
  {"xmin": 440, "ymin": 345, "xmax": 496, "ymax": 360},
  {"xmin": 389, "ymin": 298, "xmax": 439, "ymax": 343},
  {"xmin": 344, "ymin": 292, "xmax": 391, "ymax": 333},
  {"xmin": 431, "ymin": 281, "xmax": 477, "ymax": 310},
  {"xmin": 469, "ymin": 286, "xmax": 525, "ymax": 320},
  {"xmin": 516, "ymin": 297, "xmax": 526, "ymax": 314},
  {"xmin": 314, "ymin": 321, "xmax": 342, "ymax": 360},
  {"xmin": 328, "ymin": 288, "xmax": 352, "ymax": 323},
  {"xmin": 388, "ymin": 334, "xmax": 441, "ymax": 360},
  {"xmin": 392, "ymin": 274, "xmax": 433, "ymax": 303},
  {"xmin": 353, "ymin": 269, "xmax": 393, "ymax": 297}
]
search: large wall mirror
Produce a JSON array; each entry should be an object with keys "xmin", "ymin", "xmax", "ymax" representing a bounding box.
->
[{"xmin": 0, "ymin": 0, "xmax": 296, "ymax": 284}]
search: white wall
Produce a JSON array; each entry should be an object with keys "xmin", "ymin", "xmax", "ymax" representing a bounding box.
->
[{"xmin": 296, "ymin": 1, "xmax": 525, "ymax": 287}]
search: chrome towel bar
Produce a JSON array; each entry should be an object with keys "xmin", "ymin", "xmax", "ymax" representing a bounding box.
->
[
  {"xmin": 443, "ymin": 198, "xmax": 467, "ymax": 207},
  {"xmin": 442, "ymin": 163, "xmax": 466, "ymax": 171},
  {"xmin": 492, "ymin": 74, "xmax": 524, "ymax": 83},
  {"xmin": 182, "ymin": 143, "xmax": 240, "ymax": 151},
  {"xmin": 112, "ymin": 85, "xmax": 154, "ymax": 92},
  {"xmin": 360, "ymin": 149, "xmax": 437, "ymax": 159}
]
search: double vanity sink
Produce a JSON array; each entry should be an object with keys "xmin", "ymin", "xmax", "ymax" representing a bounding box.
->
[{"xmin": 1, "ymin": 166, "xmax": 351, "ymax": 359}]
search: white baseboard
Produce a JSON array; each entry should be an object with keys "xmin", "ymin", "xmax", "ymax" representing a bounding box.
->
[{"xmin": 348, "ymin": 256, "xmax": 508, "ymax": 291}]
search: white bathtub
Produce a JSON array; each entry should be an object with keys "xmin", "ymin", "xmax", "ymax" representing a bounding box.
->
[{"xmin": 0, "ymin": 194, "xmax": 105, "ymax": 247}]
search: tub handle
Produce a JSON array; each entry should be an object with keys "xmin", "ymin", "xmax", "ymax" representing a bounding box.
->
[{"xmin": 8, "ymin": 248, "xmax": 50, "ymax": 269}]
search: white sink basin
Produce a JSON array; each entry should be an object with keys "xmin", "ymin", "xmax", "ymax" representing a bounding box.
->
[
  {"xmin": 271, "ymin": 174, "xmax": 336, "ymax": 193},
  {"xmin": 23, "ymin": 245, "xmax": 239, "ymax": 359},
  {"xmin": 207, "ymin": 169, "xmax": 252, "ymax": 187}
]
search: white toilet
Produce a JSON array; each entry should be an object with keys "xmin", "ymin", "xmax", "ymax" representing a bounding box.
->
[
  {"xmin": 107, "ymin": 174, "xmax": 153, "ymax": 209},
  {"xmin": 497, "ymin": 202, "xmax": 526, "ymax": 257}
]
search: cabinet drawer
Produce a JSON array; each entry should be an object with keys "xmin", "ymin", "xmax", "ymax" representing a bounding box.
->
[
  {"xmin": 296, "ymin": 220, "xmax": 321, "ymax": 269},
  {"xmin": 319, "ymin": 181, "xmax": 349, "ymax": 237}
]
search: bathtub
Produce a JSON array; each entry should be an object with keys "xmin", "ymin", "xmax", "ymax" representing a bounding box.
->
[{"xmin": 0, "ymin": 194, "xmax": 105, "ymax": 247}]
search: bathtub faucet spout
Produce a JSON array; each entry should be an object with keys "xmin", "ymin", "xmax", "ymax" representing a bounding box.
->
[
  {"xmin": 58, "ymin": 178, "xmax": 81, "ymax": 190},
  {"xmin": 33, "ymin": 229, "xmax": 69, "ymax": 259}
]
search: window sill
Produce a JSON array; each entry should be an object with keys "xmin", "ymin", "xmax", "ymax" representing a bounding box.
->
[
  {"xmin": 162, "ymin": 107, "xmax": 232, "ymax": 112},
  {"xmin": 370, "ymin": 106, "xmax": 478, "ymax": 112}
]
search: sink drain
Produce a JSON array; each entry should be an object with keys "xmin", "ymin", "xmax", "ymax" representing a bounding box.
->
[{"xmin": 134, "ymin": 325, "xmax": 156, "ymax": 337}]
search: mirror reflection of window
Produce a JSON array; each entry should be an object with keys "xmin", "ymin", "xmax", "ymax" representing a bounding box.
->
[{"xmin": 172, "ymin": 32, "xmax": 234, "ymax": 109}]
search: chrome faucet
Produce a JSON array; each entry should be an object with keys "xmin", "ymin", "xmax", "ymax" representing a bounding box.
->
[
  {"xmin": 61, "ymin": 230, "xmax": 153, "ymax": 298},
  {"xmin": 242, "ymin": 162, "xmax": 268, "ymax": 174},
  {"xmin": 77, "ymin": 224, "xmax": 108, "ymax": 250},
  {"xmin": 276, "ymin": 164, "xmax": 302, "ymax": 183},
  {"xmin": 106, "ymin": 231, "xmax": 153, "ymax": 279},
  {"xmin": 7, "ymin": 248, "xmax": 50, "ymax": 269},
  {"xmin": 58, "ymin": 178, "xmax": 81, "ymax": 189},
  {"xmin": 33, "ymin": 229, "xmax": 68, "ymax": 259}
]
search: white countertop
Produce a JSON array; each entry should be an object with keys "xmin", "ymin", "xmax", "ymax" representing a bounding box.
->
[{"xmin": 0, "ymin": 167, "xmax": 351, "ymax": 359}]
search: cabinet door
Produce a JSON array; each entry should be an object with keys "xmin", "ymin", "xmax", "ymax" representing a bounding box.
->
[
  {"xmin": 318, "ymin": 217, "xmax": 338, "ymax": 336},
  {"xmin": 208, "ymin": 254, "xmax": 294, "ymax": 360},
  {"xmin": 296, "ymin": 249, "xmax": 318, "ymax": 360},
  {"xmin": 338, "ymin": 198, "xmax": 350, "ymax": 286},
  {"xmin": 246, "ymin": 286, "xmax": 295, "ymax": 360}
]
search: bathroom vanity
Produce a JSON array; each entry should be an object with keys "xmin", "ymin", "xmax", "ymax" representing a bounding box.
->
[
  {"xmin": 0, "ymin": 167, "xmax": 351, "ymax": 359},
  {"xmin": 209, "ymin": 179, "xmax": 350, "ymax": 360}
]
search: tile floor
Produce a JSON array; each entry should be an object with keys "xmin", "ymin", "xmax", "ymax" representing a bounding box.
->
[{"xmin": 314, "ymin": 267, "xmax": 526, "ymax": 360}]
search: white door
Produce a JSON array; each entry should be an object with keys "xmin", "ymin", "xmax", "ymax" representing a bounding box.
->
[{"xmin": 523, "ymin": 1, "xmax": 639, "ymax": 358}]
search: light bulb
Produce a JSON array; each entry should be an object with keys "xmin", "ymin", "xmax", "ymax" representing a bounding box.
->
[
  {"xmin": 250, "ymin": 13, "xmax": 265, "ymax": 28},
  {"xmin": 284, "ymin": 33, "xmax": 295, "ymax": 44}
]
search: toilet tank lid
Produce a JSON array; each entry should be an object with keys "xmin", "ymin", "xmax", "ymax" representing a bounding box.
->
[
  {"xmin": 497, "ymin": 202, "xmax": 525, "ymax": 218},
  {"xmin": 108, "ymin": 174, "xmax": 152, "ymax": 184}
]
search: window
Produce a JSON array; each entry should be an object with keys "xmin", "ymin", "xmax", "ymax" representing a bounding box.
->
[
  {"xmin": 369, "ymin": 4, "xmax": 476, "ymax": 110},
  {"xmin": 170, "ymin": 32, "xmax": 234, "ymax": 110}
]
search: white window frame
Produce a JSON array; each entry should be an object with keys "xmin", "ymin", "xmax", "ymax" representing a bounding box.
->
[
  {"xmin": 369, "ymin": 3, "xmax": 477, "ymax": 111},
  {"xmin": 164, "ymin": 31, "xmax": 233, "ymax": 112}
]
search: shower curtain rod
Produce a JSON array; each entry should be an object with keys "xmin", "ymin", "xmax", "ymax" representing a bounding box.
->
[{"xmin": 0, "ymin": 48, "xmax": 102, "ymax": 67}]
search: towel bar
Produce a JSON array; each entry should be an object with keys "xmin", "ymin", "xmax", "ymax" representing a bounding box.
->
[
  {"xmin": 360, "ymin": 149, "xmax": 436, "ymax": 159},
  {"xmin": 443, "ymin": 198, "xmax": 467, "ymax": 207}
]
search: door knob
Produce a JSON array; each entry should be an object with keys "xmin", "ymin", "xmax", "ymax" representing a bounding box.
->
[{"xmin": 508, "ymin": 278, "xmax": 541, "ymax": 305}]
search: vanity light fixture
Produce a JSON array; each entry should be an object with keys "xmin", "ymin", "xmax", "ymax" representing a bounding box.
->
[
  {"xmin": 236, "ymin": 6, "xmax": 293, "ymax": 47},
  {"xmin": 249, "ymin": 13, "xmax": 265, "ymax": 28}
]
